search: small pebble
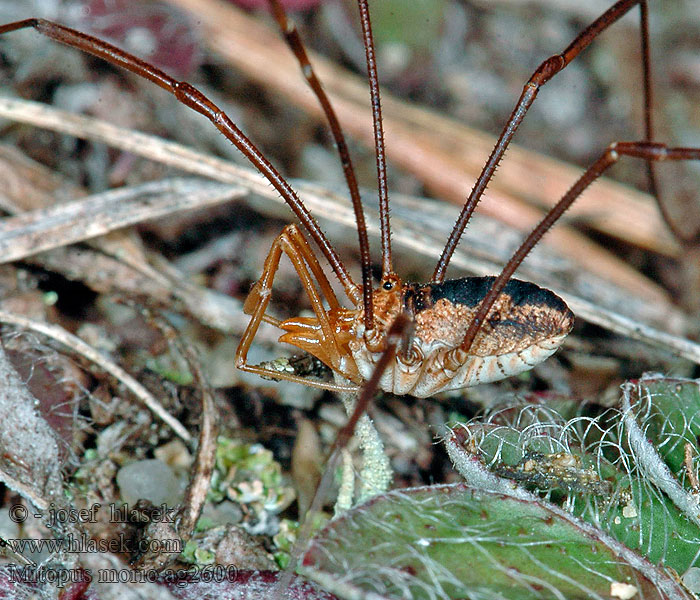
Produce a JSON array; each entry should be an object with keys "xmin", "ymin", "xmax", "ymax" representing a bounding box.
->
[
  {"xmin": 117, "ymin": 459, "xmax": 182, "ymax": 507},
  {"xmin": 201, "ymin": 501, "xmax": 244, "ymax": 527}
]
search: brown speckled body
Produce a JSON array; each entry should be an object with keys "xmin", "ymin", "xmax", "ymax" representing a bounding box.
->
[{"xmin": 279, "ymin": 275, "xmax": 574, "ymax": 397}]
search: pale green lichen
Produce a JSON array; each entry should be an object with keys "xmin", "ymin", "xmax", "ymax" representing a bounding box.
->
[
  {"xmin": 272, "ymin": 518, "xmax": 298, "ymax": 568},
  {"xmin": 145, "ymin": 357, "xmax": 193, "ymax": 385},
  {"xmin": 180, "ymin": 539, "xmax": 215, "ymax": 566},
  {"xmin": 335, "ymin": 449, "xmax": 355, "ymax": 514},
  {"xmin": 207, "ymin": 437, "xmax": 295, "ymax": 535}
]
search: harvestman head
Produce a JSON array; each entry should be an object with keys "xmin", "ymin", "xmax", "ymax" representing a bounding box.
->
[{"xmin": 0, "ymin": 1, "xmax": 697, "ymax": 402}]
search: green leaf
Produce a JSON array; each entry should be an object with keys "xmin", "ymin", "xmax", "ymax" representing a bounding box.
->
[
  {"xmin": 446, "ymin": 377, "xmax": 700, "ymax": 579},
  {"xmin": 301, "ymin": 483, "xmax": 688, "ymax": 600}
]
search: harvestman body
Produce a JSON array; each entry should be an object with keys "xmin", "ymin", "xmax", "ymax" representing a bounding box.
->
[
  {"xmin": 244, "ymin": 256, "xmax": 574, "ymax": 397},
  {"xmin": 0, "ymin": 0, "xmax": 697, "ymax": 402}
]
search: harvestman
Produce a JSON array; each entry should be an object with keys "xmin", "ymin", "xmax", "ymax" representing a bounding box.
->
[
  {"xmin": 0, "ymin": 2, "xmax": 698, "ymax": 479},
  {"xmin": 0, "ymin": 2, "xmax": 697, "ymax": 398}
]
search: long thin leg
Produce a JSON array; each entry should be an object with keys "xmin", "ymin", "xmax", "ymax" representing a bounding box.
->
[
  {"xmin": 432, "ymin": 0, "xmax": 647, "ymax": 284},
  {"xmin": 235, "ymin": 224, "xmax": 360, "ymax": 392},
  {"xmin": 267, "ymin": 0, "xmax": 376, "ymax": 330},
  {"xmin": 458, "ymin": 142, "xmax": 700, "ymax": 354},
  {"xmin": 270, "ymin": 0, "xmax": 394, "ymax": 285},
  {"xmin": 633, "ymin": 1, "xmax": 694, "ymax": 244},
  {"xmin": 356, "ymin": 0, "xmax": 393, "ymax": 280},
  {"xmin": 631, "ymin": 1, "xmax": 693, "ymax": 244},
  {"xmin": 246, "ymin": 223, "xmax": 343, "ymax": 315},
  {"xmin": 0, "ymin": 19, "xmax": 361, "ymax": 305}
]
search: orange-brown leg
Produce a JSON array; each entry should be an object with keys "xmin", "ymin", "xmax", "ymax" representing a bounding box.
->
[{"xmin": 235, "ymin": 224, "xmax": 360, "ymax": 392}]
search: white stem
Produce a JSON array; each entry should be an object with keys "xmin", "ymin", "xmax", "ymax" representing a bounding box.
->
[
  {"xmin": 335, "ymin": 449, "xmax": 355, "ymax": 514},
  {"xmin": 333, "ymin": 373, "xmax": 392, "ymax": 506},
  {"xmin": 621, "ymin": 381, "xmax": 700, "ymax": 527}
]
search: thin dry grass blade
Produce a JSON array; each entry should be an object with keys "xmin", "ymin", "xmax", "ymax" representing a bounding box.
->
[{"xmin": 0, "ymin": 177, "xmax": 242, "ymax": 263}]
